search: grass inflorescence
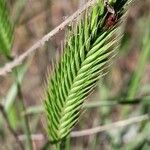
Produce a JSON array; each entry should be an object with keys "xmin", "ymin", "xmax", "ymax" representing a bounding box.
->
[{"xmin": 44, "ymin": 0, "xmax": 132, "ymax": 145}]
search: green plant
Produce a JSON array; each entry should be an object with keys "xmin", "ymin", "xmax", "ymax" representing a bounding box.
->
[
  {"xmin": 0, "ymin": 1, "xmax": 32, "ymax": 149},
  {"xmin": 44, "ymin": 0, "xmax": 132, "ymax": 147},
  {"xmin": 0, "ymin": 0, "xmax": 13, "ymax": 58}
]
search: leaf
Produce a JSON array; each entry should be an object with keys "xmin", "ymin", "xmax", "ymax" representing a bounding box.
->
[
  {"xmin": 127, "ymin": 17, "xmax": 150, "ymax": 99},
  {"xmin": 0, "ymin": 64, "xmax": 28, "ymax": 128}
]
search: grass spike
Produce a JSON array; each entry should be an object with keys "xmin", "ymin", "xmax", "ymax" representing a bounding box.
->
[{"xmin": 44, "ymin": 0, "xmax": 133, "ymax": 145}]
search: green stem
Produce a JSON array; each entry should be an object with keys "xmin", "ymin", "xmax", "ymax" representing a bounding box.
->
[
  {"xmin": 7, "ymin": 54, "xmax": 33, "ymax": 150},
  {"xmin": 0, "ymin": 104, "xmax": 24, "ymax": 150},
  {"xmin": 127, "ymin": 36, "xmax": 150, "ymax": 99},
  {"xmin": 17, "ymin": 81, "xmax": 33, "ymax": 150},
  {"xmin": 64, "ymin": 136, "xmax": 71, "ymax": 150},
  {"xmin": 53, "ymin": 142, "xmax": 61, "ymax": 150},
  {"xmin": 121, "ymin": 20, "xmax": 150, "ymax": 117},
  {"xmin": 13, "ymin": 67, "xmax": 33, "ymax": 150}
]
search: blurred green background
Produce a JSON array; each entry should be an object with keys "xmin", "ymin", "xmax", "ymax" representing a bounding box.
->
[{"xmin": 0, "ymin": 0, "xmax": 150, "ymax": 149}]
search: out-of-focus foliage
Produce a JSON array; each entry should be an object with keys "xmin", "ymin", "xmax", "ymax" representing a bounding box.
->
[{"xmin": 0, "ymin": 0, "xmax": 13, "ymax": 58}]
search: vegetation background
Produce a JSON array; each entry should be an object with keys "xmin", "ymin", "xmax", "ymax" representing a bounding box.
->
[{"xmin": 0, "ymin": 0, "xmax": 150, "ymax": 149}]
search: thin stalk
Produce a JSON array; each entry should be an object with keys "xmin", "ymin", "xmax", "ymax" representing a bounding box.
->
[
  {"xmin": 64, "ymin": 136, "xmax": 71, "ymax": 150},
  {"xmin": 122, "ymin": 18, "xmax": 150, "ymax": 117},
  {"xmin": 0, "ymin": 104, "xmax": 24, "ymax": 150},
  {"xmin": 127, "ymin": 35, "xmax": 150, "ymax": 99},
  {"xmin": 24, "ymin": 97, "xmax": 150, "ymax": 115},
  {"xmin": 2, "ymin": 56, "xmax": 31, "ymax": 149},
  {"xmin": 42, "ymin": 141, "xmax": 51, "ymax": 150},
  {"xmin": 54, "ymin": 142, "xmax": 61, "ymax": 150},
  {"xmin": 7, "ymin": 56, "xmax": 33, "ymax": 150},
  {"xmin": 17, "ymin": 82, "xmax": 33, "ymax": 150}
]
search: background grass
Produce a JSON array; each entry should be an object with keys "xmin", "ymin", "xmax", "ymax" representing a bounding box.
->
[{"xmin": 0, "ymin": 0, "xmax": 150, "ymax": 150}]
